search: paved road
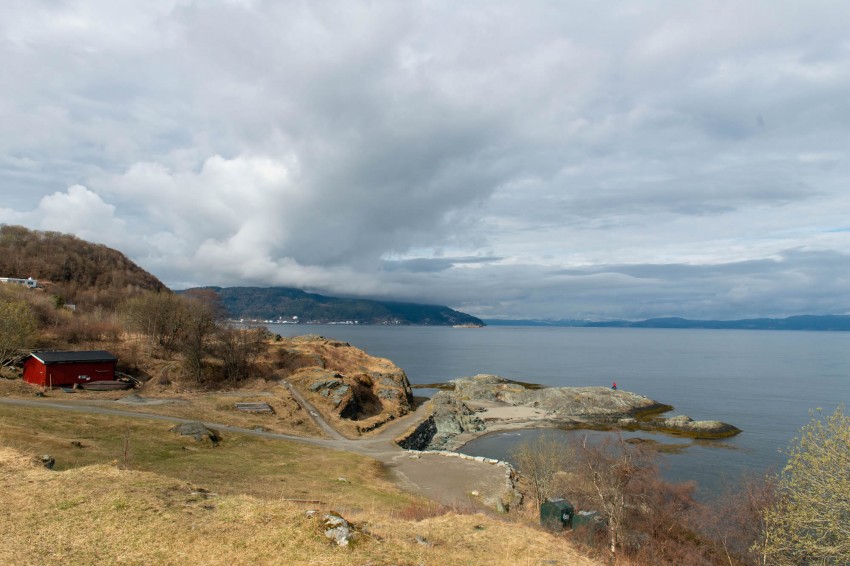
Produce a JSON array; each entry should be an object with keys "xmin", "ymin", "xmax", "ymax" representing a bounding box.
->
[{"xmin": 0, "ymin": 391, "xmax": 511, "ymax": 509}]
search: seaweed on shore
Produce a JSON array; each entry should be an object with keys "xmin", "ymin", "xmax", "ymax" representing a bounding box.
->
[
  {"xmin": 632, "ymin": 403, "xmax": 675, "ymax": 420},
  {"xmin": 411, "ymin": 382, "xmax": 456, "ymax": 391}
]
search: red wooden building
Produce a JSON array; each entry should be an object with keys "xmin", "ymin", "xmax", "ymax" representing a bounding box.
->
[{"xmin": 23, "ymin": 351, "xmax": 118, "ymax": 388}]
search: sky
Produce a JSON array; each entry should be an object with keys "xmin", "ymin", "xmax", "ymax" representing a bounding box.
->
[{"xmin": 2, "ymin": 1, "xmax": 850, "ymax": 320}]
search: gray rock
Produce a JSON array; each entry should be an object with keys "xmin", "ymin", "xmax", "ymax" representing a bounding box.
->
[
  {"xmin": 310, "ymin": 379, "xmax": 342, "ymax": 392},
  {"xmin": 449, "ymin": 375, "xmax": 671, "ymax": 418},
  {"xmin": 396, "ymin": 416, "xmax": 437, "ymax": 450},
  {"xmin": 377, "ymin": 388, "xmax": 399, "ymax": 400},
  {"xmin": 322, "ymin": 513, "xmax": 354, "ymax": 546},
  {"xmin": 170, "ymin": 422, "xmax": 221, "ymax": 444},
  {"xmin": 650, "ymin": 415, "xmax": 741, "ymax": 438},
  {"xmin": 332, "ymin": 384, "xmax": 351, "ymax": 399},
  {"xmin": 40, "ymin": 455, "xmax": 55, "ymax": 469}
]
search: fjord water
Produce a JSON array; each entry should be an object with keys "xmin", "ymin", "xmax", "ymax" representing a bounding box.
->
[{"xmin": 266, "ymin": 324, "xmax": 850, "ymax": 497}]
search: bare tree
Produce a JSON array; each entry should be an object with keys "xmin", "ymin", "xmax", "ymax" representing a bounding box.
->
[
  {"xmin": 699, "ymin": 473, "xmax": 777, "ymax": 565},
  {"xmin": 179, "ymin": 296, "xmax": 218, "ymax": 383},
  {"xmin": 571, "ymin": 433, "xmax": 654, "ymax": 555},
  {"xmin": 123, "ymin": 291, "xmax": 191, "ymax": 356},
  {"xmin": 213, "ymin": 326, "xmax": 266, "ymax": 382},
  {"xmin": 510, "ymin": 432, "xmax": 574, "ymax": 510}
]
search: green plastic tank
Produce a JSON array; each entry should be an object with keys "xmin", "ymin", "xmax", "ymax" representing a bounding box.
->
[{"xmin": 540, "ymin": 498, "xmax": 574, "ymax": 531}]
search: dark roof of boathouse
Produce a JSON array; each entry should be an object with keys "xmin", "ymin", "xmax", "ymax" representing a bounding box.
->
[{"xmin": 28, "ymin": 351, "xmax": 118, "ymax": 365}]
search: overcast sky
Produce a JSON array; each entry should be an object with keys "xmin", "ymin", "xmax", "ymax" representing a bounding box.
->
[{"xmin": 2, "ymin": 1, "xmax": 849, "ymax": 320}]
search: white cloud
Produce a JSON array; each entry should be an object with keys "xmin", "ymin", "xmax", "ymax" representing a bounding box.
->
[
  {"xmin": 2, "ymin": 1, "xmax": 850, "ymax": 319},
  {"xmin": 35, "ymin": 185, "xmax": 126, "ymax": 247}
]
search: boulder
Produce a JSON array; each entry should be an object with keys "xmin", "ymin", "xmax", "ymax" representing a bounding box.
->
[
  {"xmin": 432, "ymin": 393, "xmax": 484, "ymax": 432},
  {"xmin": 650, "ymin": 415, "xmax": 741, "ymax": 438},
  {"xmin": 322, "ymin": 513, "xmax": 355, "ymax": 546},
  {"xmin": 170, "ymin": 422, "xmax": 221, "ymax": 445},
  {"xmin": 40, "ymin": 455, "xmax": 55, "ymax": 469}
]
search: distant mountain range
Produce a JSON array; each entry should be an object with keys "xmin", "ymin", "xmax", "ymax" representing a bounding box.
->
[
  {"xmin": 184, "ymin": 286, "xmax": 485, "ymax": 326},
  {"xmin": 484, "ymin": 315, "xmax": 850, "ymax": 331}
]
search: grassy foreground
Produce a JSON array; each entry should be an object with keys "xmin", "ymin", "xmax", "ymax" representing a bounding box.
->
[
  {"xmin": 0, "ymin": 405, "xmax": 599, "ymax": 565},
  {"xmin": 0, "ymin": 403, "xmax": 403, "ymax": 508}
]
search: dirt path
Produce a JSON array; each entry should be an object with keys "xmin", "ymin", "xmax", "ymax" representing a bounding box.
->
[
  {"xmin": 278, "ymin": 379, "xmax": 347, "ymax": 441},
  {"xmin": 0, "ymin": 395, "xmax": 513, "ymax": 510},
  {"xmin": 0, "ymin": 396, "xmax": 339, "ymax": 446}
]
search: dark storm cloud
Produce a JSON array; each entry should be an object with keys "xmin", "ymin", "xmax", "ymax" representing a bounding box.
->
[
  {"xmin": 446, "ymin": 249, "xmax": 850, "ymax": 320},
  {"xmin": 1, "ymin": 1, "xmax": 849, "ymax": 319},
  {"xmin": 381, "ymin": 256, "xmax": 504, "ymax": 273}
]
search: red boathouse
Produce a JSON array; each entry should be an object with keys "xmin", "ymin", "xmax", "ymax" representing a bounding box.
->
[{"xmin": 23, "ymin": 351, "xmax": 118, "ymax": 388}]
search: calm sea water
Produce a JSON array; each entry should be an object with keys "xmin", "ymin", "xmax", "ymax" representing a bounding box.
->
[{"xmin": 265, "ymin": 324, "xmax": 850, "ymax": 497}]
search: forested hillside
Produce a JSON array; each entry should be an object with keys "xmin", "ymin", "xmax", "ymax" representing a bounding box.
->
[
  {"xmin": 189, "ymin": 286, "xmax": 485, "ymax": 326},
  {"xmin": 0, "ymin": 225, "xmax": 166, "ymax": 307}
]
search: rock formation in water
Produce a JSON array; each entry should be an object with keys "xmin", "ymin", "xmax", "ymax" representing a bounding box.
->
[
  {"xmin": 641, "ymin": 414, "xmax": 742, "ymax": 438},
  {"xmin": 398, "ymin": 374, "xmax": 740, "ymax": 450}
]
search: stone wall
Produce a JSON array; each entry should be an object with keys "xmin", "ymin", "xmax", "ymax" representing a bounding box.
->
[{"xmin": 396, "ymin": 415, "xmax": 437, "ymax": 450}]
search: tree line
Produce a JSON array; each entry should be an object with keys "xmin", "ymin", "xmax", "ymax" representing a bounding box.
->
[
  {"xmin": 0, "ymin": 224, "xmax": 166, "ymax": 310},
  {"xmin": 0, "ymin": 284, "xmax": 267, "ymax": 385},
  {"xmin": 122, "ymin": 289, "xmax": 267, "ymax": 384}
]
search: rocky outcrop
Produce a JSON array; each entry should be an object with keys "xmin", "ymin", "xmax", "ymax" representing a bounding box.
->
[
  {"xmin": 397, "ymin": 415, "xmax": 437, "ymax": 450},
  {"xmin": 396, "ymin": 393, "xmax": 488, "ymax": 450},
  {"xmin": 452, "ymin": 374, "xmax": 671, "ymax": 418},
  {"xmin": 429, "ymin": 392, "xmax": 486, "ymax": 449},
  {"xmin": 170, "ymin": 422, "xmax": 221, "ymax": 445},
  {"xmin": 645, "ymin": 415, "xmax": 742, "ymax": 438},
  {"xmin": 276, "ymin": 335, "xmax": 415, "ymax": 435},
  {"xmin": 308, "ymin": 373, "xmax": 354, "ymax": 410},
  {"xmin": 403, "ymin": 374, "xmax": 739, "ymax": 450}
]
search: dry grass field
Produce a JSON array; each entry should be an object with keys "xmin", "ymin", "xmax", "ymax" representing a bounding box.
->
[
  {"xmin": 0, "ymin": 403, "xmax": 401, "ymax": 508},
  {"xmin": 0, "ymin": 404, "xmax": 601, "ymax": 565},
  {"xmin": 1, "ymin": 376, "xmax": 324, "ymax": 438}
]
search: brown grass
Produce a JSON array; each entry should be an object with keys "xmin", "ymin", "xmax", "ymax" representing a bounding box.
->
[
  {"xmin": 0, "ymin": 403, "xmax": 406, "ymax": 510},
  {"xmin": 119, "ymin": 381, "xmax": 323, "ymax": 437},
  {"xmin": 0, "ymin": 444, "xmax": 600, "ymax": 565},
  {"xmin": 1, "ymin": 377, "xmax": 324, "ymax": 437},
  {"xmin": 0, "ymin": 377, "xmax": 35, "ymax": 396}
]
